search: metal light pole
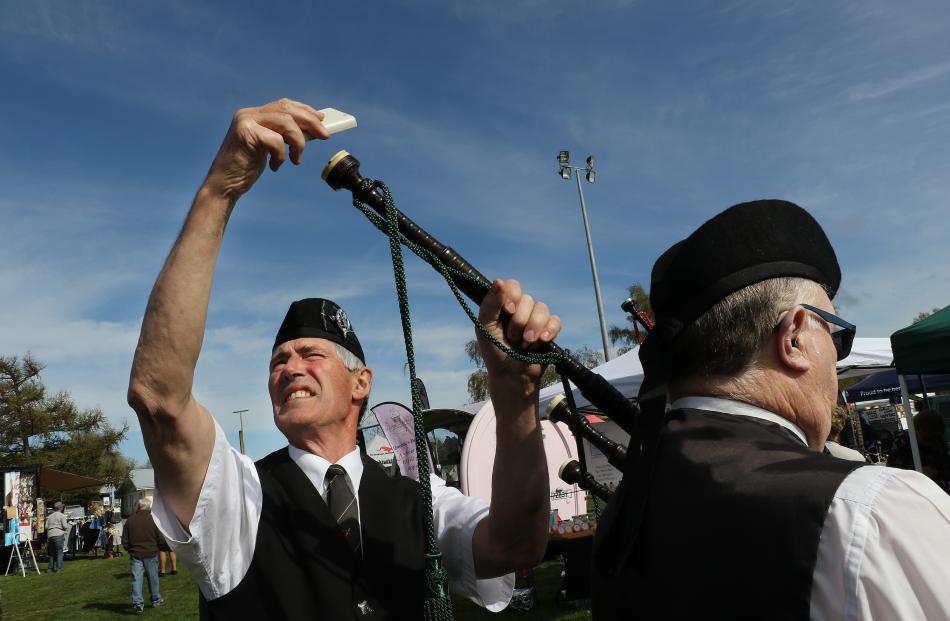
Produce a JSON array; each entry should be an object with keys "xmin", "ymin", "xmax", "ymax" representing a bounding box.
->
[
  {"xmin": 233, "ymin": 409, "xmax": 248, "ymax": 454},
  {"xmin": 557, "ymin": 151, "xmax": 612, "ymax": 361}
]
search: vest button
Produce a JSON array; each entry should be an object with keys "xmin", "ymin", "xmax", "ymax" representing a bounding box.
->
[{"xmin": 357, "ymin": 600, "xmax": 373, "ymax": 615}]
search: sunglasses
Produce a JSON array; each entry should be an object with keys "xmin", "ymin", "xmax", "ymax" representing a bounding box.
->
[{"xmin": 798, "ymin": 304, "xmax": 856, "ymax": 361}]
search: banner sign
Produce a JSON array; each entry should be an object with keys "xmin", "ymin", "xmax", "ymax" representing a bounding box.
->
[
  {"xmin": 412, "ymin": 378, "xmax": 431, "ymax": 411},
  {"xmin": 371, "ymin": 402, "xmax": 433, "ymax": 482}
]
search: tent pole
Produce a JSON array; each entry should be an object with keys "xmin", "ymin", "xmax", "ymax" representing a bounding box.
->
[
  {"xmin": 898, "ymin": 374, "xmax": 923, "ymax": 473},
  {"xmin": 918, "ymin": 374, "xmax": 931, "ymax": 408}
]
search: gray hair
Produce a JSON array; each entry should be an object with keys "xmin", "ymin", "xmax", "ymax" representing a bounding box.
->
[
  {"xmin": 334, "ymin": 343, "xmax": 364, "ymax": 372},
  {"xmin": 137, "ymin": 497, "xmax": 152, "ymax": 511},
  {"xmin": 53, "ymin": 501, "xmax": 64, "ymax": 511},
  {"xmin": 669, "ymin": 277, "xmax": 827, "ymax": 386},
  {"xmin": 334, "ymin": 343, "xmax": 371, "ymax": 421}
]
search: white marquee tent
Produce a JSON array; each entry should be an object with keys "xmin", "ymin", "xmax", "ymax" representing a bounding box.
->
[{"xmin": 535, "ymin": 336, "xmax": 893, "ymax": 414}]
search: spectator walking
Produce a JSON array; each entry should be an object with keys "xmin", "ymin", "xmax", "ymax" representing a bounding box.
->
[
  {"xmin": 158, "ymin": 544, "xmax": 177, "ymax": 577},
  {"xmin": 121, "ymin": 498, "xmax": 165, "ymax": 613},
  {"xmin": 45, "ymin": 501, "xmax": 68, "ymax": 573}
]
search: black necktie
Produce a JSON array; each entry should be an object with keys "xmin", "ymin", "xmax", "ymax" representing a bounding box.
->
[{"xmin": 325, "ymin": 464, "xmax": 361, "ymax": 555}]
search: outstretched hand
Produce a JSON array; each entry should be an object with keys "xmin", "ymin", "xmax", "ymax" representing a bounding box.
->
[
  {"xmin": 202, "ymin": 98, "xmax": 330, "ymax": 201},
  {"xmin": 476, "ymin": 279, "xmax": 562, "ymax": 403}
]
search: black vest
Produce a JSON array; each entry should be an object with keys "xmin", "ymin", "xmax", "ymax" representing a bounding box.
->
[
  {"xmin": 199, "ymin": 448, "xmax": 425, "ymax": 620},
  {"xmin": 592, "ymin": 409, "xmax": 864, "ymax": 620}
]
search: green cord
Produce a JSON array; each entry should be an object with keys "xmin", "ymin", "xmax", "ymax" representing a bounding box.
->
[{"xmin": 352, "ymin": 180, "xmax": 568, "ymax": 620}]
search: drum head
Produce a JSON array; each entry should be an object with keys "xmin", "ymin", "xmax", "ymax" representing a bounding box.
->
[{"xmin": 460, "ymin": 401, "xmax": 585, "ymax": 520}]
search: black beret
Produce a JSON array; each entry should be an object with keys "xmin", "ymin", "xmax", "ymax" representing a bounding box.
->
[
  {"xmin": 637, "ymin": 199, "xmax": 839, "ymax": 402},
  {"xmin": 274, "ymin": 298, "xmax": 365, "ymax": 363},
  {"xmin": 649, "ymin": 199, "xmax": 840, "ymax": 330}
]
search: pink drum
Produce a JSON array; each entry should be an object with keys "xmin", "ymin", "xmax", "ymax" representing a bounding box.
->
[{"xmin": 460, "ymin": 401, "xmax": 586, "ymax": 520}]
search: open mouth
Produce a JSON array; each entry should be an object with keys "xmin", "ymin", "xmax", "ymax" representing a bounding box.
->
[{"xmin": 284, "ymin": 389, "xmax": 315, "ymax": 404}]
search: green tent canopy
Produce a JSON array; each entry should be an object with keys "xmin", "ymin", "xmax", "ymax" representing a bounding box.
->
[{"xmin": 891, "ymin": 305, "xmax": 950, "ymax": 374}]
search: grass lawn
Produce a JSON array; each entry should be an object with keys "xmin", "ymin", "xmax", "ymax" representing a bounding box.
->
[
  {"xmin": 2, "ymin": 548, "xmax": 591, "ymax": 620},
  {"xmin": 1, "ymin": 552, "xmax": 200, "ymax": 619}
]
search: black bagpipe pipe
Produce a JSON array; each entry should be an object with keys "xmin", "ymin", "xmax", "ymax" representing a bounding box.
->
[
  {"xmin": 321, "ymin": 150, "xmax": 637, "ymax": 499},
  {"xmin": 558, "ymin": 459, "xmax": 612, "ymax": 503},
  {"xmin": 547, "ymin": 392, "xmax": 626, "ymax": 503},
  {"xmin": 545, "ymin": 394, "xmax": 627, "ymax": 472}
]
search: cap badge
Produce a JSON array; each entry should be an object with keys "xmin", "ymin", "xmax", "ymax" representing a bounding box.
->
[{"xmin": 333, "ymin": 308, "xmax": 353, "ymax": 337}]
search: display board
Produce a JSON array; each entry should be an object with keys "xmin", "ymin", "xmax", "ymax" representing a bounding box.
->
[
  {"xmin": 35, "ymin": 498, "xmax": 45, "ymax": 534},
  {"xmin": 580, "ymin": 417, "xmax": 629, "ymax": 493}
]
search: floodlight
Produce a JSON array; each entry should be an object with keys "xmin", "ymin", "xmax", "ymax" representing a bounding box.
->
[{"xmin": 552, "ymin": 148, "xmax": 610, "ymax": 361}]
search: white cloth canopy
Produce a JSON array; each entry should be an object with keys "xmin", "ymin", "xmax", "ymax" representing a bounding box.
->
[
  {"xmin": 836, "ymin": 337, "xmax": 893, "ymax": 379},
  {"xmin": 537, "ymin": 346, "xmax": 645, "ymax": 413},
  {"xmin": 535, "ymin": 337, "xmax": 893, "ymax": 413}
]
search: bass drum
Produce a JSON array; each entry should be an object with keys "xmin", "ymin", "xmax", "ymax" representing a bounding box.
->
[{"xmin": 460, "ymin": 400, "xmax": 585, "ymax": 521}]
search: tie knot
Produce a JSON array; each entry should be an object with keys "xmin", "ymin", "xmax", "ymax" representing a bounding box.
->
[{"xmin": 326, "ymin": 464, "xmax": 347, "ymax": 482}]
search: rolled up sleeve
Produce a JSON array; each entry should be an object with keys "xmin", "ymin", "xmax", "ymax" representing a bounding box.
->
[
  {"xmin": 430, "ymin": 474, "xmax": 514, "ymax": 612},
  {"xmin": 151, "ymin": 418, "xmax": 262, "ymax": 601}
]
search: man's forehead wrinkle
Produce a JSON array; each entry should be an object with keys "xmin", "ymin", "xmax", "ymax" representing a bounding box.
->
[
  {"xmin": 272, "ymin": 338, "xmax": 334, "ymax": 360},
  {"xmin": 295, "ymin": 338, "xmax": 335, "ymax": 352}
]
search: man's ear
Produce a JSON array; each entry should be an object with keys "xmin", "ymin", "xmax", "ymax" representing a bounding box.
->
[
  {"xmin": 776, "ymin": 306, "xmax": 811, "ymax": 373},
  {"xmin": 352, "ymin": 366, "xmax": 373, "ymax": 401}
]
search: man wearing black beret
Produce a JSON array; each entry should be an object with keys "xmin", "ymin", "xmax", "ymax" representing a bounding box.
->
[
  {"xmin": 591, "ymin": 200, "xmax": 950, "ymax": 619},
  {"xmin": 127, "ymin": 99, "xmax": 560, "ymax": 619}
]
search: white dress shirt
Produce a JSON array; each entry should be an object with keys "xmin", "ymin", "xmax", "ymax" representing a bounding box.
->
[
  {"xmin": 152, "ymin": 418, "xmax": 513, "ymax": 612},
  {"xmin": 673, "ymin": 397, "xmax": 950, "ymax": 620},
  {"xmin": 825, "ymin": 441, "xmax": 867, "ymax": 462}
]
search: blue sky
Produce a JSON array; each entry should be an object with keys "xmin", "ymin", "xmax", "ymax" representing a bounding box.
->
[{"xmin": 2, "ymin": 1, "xmax": 949, "ymax": 464}]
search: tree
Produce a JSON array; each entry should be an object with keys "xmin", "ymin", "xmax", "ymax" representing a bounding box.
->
[
  {"xmin": 0, "ymin": 353, "xmax": 135, "ymax": 492},
  {"xmin": 464, "ymin": 340, "xmax": 603, "ymax": 402},
  {"xmin": 913, "ymin": 307, "xmax": 942, "ymax": 324},
  {"xmin": 465, "ymin": 340, "xmax": 490, "ymax": 402},
  {"xmin": 608, "ymin": 283, "xmax": 653, "ymax": 355}
]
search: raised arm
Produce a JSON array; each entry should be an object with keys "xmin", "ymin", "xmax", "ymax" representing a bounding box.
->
[
  {"xmin": 471, "ymin": 278, "xmax": 561, "ymax": 577},
  {"xmin": 127, "ymin": 99, "xmax": 329, "ymax": 527}
]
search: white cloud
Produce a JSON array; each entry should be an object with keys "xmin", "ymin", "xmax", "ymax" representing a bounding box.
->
[{"xmin": 847, "ymin": 61, "xmax": 950, "ymax": 102}]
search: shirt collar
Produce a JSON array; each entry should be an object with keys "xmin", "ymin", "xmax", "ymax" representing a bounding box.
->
[
  {"xmin": 287, "ymin": 444, "xmax": 364, "ymax": 498},
  {"xmin": 670, "ymin": 396, "xmax": 808, "ymax": 446}
]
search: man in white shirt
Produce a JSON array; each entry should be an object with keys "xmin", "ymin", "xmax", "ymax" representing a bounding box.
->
[
  {"xmin": 592, "ymin": 200, "xmax": 950, "ymax": 619},
  {"xmin": 128, "ymin": 98, "xmax": 560, "ymax": 619}
]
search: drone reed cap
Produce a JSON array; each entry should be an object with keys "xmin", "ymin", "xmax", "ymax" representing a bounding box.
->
[
  {"xmin": 321, "ymin": 150, "xmax": 351, "ymax": 182},
  {"xmin": 544, "ymin": 393, "xmax": 568, "ymax": 420}
]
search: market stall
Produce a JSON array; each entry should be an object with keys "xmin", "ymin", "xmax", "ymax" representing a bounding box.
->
[
  {"xmin": 2, "ymin": 464, "xmax": 104, "ymax": 575},
  {"xmin": 891, "ymin": 304, "xmax": 950, "ymax": 472}
]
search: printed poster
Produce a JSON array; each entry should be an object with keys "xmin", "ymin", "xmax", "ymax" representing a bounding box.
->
[{"xmin": 371, "ymin": 402, "xmax": 434, "ymax": 482}]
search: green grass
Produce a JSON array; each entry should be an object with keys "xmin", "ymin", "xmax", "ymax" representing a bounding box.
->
[
  {"xmin": 1, "ymin": 550, "xmax": 591, "ymax": 620},
  {"xmin": 1, "ymin": 552, "xmax": 199, "ymax": 619}
]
